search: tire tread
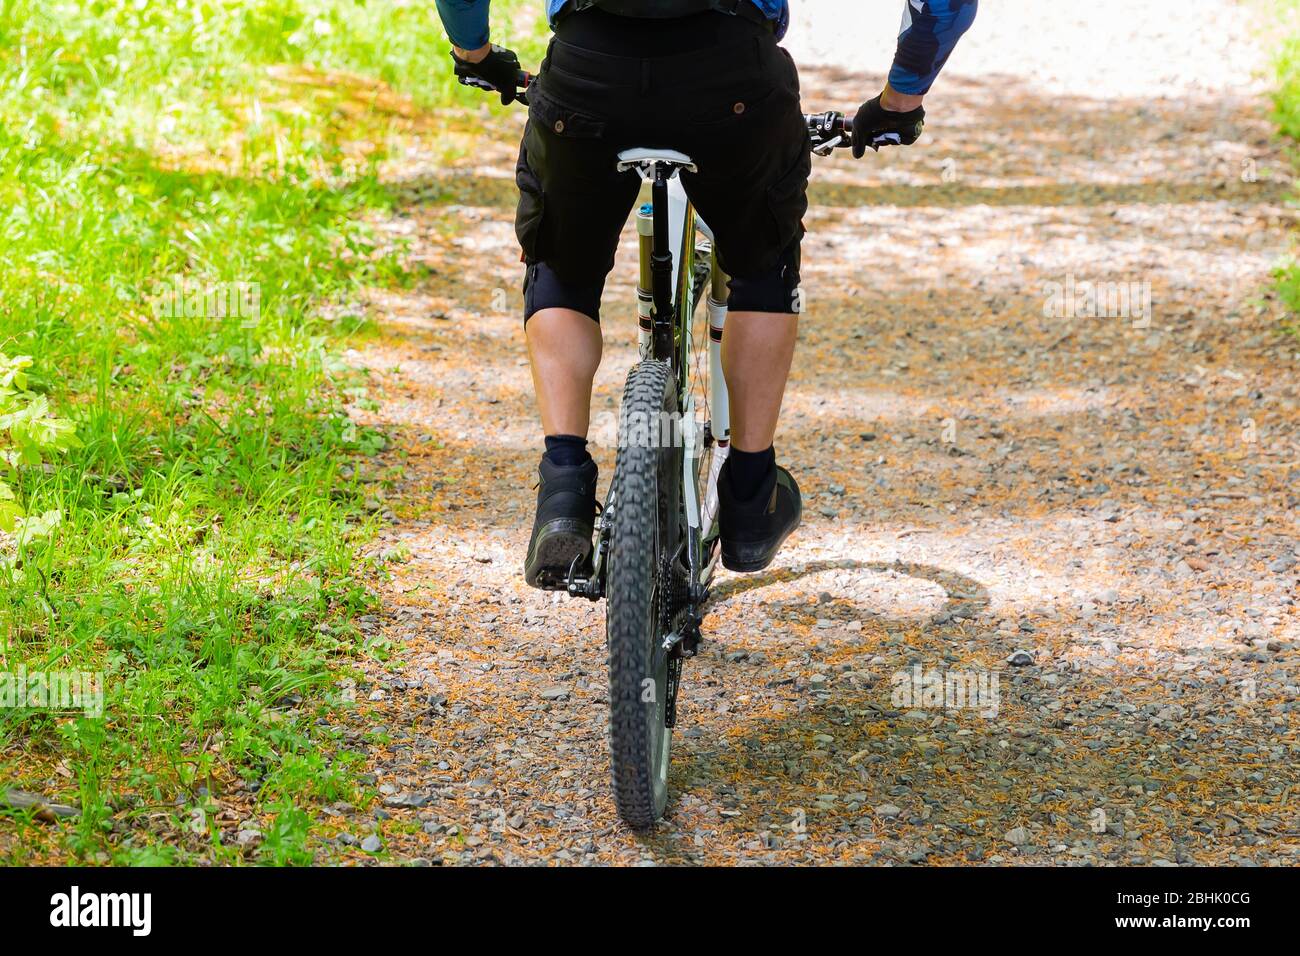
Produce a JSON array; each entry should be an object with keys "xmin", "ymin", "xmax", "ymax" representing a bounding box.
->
[{"xmin": 606, "ymin": 360, "xmax": 677, "ymax": 830}]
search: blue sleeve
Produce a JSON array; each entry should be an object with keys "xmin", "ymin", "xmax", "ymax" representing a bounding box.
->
[
  {"xmin": 888, "ymin": 0, "xmax": 977, "ymax": 96},
  {"xmin": 435, "ymin": 0, "xmax": 491, "ymax": 51}
]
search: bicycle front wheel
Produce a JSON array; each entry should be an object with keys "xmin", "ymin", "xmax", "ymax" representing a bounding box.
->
[{"xmin": 605, "ymin": 359, "xmax": 682, "ymax": 830}]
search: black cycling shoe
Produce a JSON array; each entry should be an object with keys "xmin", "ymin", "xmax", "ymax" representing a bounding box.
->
[
  {"xmin": 524, "ymin": 457, "xmax": 599, "ymax": 589},
  {"xmin": 717, "ymin": 459, "xmax": 802, "ymax": 573}
]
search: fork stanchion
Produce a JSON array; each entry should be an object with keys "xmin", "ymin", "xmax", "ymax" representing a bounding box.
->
[
  {"xmin": 636, "ymin": 202, "xmax": 655, "ymax": 359},
  {"xmin": 699, "ymin": 245, "xmax": 731, "ymax": 537}
]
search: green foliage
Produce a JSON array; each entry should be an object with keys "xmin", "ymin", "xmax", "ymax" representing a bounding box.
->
[
  {"xmin": 259, "ymin": 799, "xmax": 315, "ymax": 866},
  {"xmin": 1273, "ymin": 2, "xmax": 1300, "ymax": 325},
  {"xmin": 0, "ymin": 353, "xmax": 81, "ymax": 540},
  {"xmin": 1276, "ymin": 13, "xmax": 1300, "ymax": 139},
  {"xmin": 0, "ymin": 0, "xmax": 546, "ymax": 863}
]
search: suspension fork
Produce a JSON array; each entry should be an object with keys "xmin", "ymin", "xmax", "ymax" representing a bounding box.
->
[
  {"xmin": 634, "ymin": 172, "xmax": 674, "ymax": 361},
  {"xmin": 636, "ymin": 206, "xmax": 654, "ymax": 357},
  {"xmin": 707, "ymin": 245, "xmax": 731, "ymax": 447},
  {"xmin": 700, "ymin": 246, "xmax": 732, "ymax": 540}
]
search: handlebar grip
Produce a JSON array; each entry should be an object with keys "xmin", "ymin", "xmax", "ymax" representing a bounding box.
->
[{"xmin": 514, "ymin": 71, "xmax": 533, "ymax": 105}]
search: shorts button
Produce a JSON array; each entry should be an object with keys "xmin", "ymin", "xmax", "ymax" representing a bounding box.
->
[
  {"xmin": 554, "ymin": 119, "xmax": 565, "ymax": 133},
  {"xmin": 733, "ymin": 102, "xmax": 746, "ymax": 114}
]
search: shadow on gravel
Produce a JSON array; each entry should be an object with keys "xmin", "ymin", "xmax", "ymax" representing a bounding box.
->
[
  {"xmin": 710, "ymin": 559, "xmax": 989, "ymax": 626},
  {"xmin": 643, "ymin": 561, "xmax": 1005, "ymax": 857}
]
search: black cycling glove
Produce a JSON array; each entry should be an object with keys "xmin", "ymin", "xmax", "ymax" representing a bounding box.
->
[
  {"xmin": 452, "ymin": 44, "xmax": 524, "ymax": 105},
  {"xmin": 851, "ymin": 94, "xmax": 926, "ymax": 158}
]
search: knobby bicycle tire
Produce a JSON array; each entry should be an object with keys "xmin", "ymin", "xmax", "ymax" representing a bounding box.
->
[{"xmin": 606, "ymin": 359, "xmax": 682, "ymax": 829}]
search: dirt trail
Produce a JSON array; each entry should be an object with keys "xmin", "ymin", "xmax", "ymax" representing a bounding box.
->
[{"xmin": 326, "ymin": 1, "xmax": 1300, "ymax": 864}]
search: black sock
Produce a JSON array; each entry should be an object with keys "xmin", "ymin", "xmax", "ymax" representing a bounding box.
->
[
  {"xmin": 544, "ymin": 434, "xmax": 592, "ymax": 468},
  {"xmin": 727, "ymin": 445, "xmax": 776, "ymax": 502}
]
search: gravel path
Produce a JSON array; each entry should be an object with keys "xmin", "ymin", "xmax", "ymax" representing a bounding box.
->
[{"xmin": 322, "ymin": 0, "xmax": 1299, "ymax": 865}]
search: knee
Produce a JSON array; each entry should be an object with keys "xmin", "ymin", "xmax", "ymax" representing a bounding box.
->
[
  {"xmin": 524, "ymin": 262, "xmax": 606, "ymax": 325},
  {"xmin": 725, "ymin": 236, "xmax": 803, "ymax": 315}
]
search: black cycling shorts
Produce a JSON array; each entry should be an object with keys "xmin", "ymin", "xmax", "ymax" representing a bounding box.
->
[{"xmin": 515, "ymin": 9, "xmax": 811, "ymax": 319}]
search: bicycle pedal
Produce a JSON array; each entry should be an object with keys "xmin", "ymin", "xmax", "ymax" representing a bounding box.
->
[
  {"xmin": 534, "ymin": 570, "xmax": 571, "ymax": 593},
  {"xmin": 562, "ymin": 554, "xmax": 603, "ymax": 601}
]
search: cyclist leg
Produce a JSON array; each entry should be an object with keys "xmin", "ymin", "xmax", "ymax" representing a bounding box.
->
[
  {"xmin": 518, "ymin": 120, "xmax": 640, "ymax": 431},
  {"xmin": 675, "ymin": 42, "xmax": 811, "ymax": 571},
  {"xmin": 720, "ymin": 237, "xmax": 804, "ymax": 455},
  {"xmin": 515, "ymin": 52, "xmax": 641, "ymax": 587}
]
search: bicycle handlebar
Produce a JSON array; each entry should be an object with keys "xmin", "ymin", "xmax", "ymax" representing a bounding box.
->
[
  {"xmin": 455, "ymin": 69, "xmax": 535, "ymax": 103},
  {"xmin": 804, "ymin": 110, "xmax": 852, "ymax": 154},
  {"xmin": 461, "ymin": 71, "xmax": 852, "ymax": 155}
]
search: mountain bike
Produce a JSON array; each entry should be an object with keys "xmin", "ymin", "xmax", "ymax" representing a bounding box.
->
[{"xmin": 478, "ymin": 71, "xmax": 853, "ymax": 828}]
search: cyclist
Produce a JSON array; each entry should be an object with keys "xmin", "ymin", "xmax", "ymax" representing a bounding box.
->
[{"xmin": 434, "ymin": 0, "xmax": 977, "ymax": 586}]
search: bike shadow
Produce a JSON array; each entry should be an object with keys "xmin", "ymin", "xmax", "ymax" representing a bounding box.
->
[
  {"xmin": 628, "ymin": 559, "xmax": 995, "ymax": 857},
  {"xmin": 707, "ymin": 558, "xmax": 990, "ymax": 626}
]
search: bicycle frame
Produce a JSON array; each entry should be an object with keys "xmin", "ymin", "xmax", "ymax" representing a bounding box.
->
[
  {"xmin": 566, "ymin": 153, "xmax": 723, "ymax": 653},
  {"xmin": 626, "ymin": 155, "xmax": 731, "ymax": 627}
]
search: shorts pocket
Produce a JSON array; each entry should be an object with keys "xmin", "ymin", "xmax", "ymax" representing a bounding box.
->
[
  {"xmin": 515, "ymin": 142, "xmax": 545, "ymax": 261},
  {"xmin": 527, "ymin": 87, "xmax": 607, "ymax": 139},
  {"xmin": 688, "ymin": 83, "xmax": 780, "ymax": 127},
  {"xmin": 766, "ymin": 147, "xmax": 811, "ymax": 249}
]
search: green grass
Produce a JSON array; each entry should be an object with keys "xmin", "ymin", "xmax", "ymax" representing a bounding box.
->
[
  {"xmin": 1276, "ymin": 3, "xmax": 1300, "ymax": 139},
  {"xmin": 0, "ymin": 0, "xmax": 544, "ymax": 864},
  {"xmin": 1272, "ymin": 0, "xmax": 1300, "ymax": 328}
]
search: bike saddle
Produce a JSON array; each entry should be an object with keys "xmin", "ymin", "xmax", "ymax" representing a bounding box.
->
[{"xmin": 616, "ymin": 148, "xmax": 698, "ymax": 175}]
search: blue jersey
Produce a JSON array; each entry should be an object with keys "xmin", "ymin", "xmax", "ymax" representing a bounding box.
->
[{"xmin": 435, "ymin": 0, "xmax": 976, "ymax": 95}]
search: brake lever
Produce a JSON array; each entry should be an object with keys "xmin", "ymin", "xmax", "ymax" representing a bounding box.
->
[
  {"xmin": 456, "ymin": 71, "xmax": 533, "ymax": 105},
  {"xmin": 812, "ymin": 134, "xmax": 845, "ymax": 157},
  {"xmin": 456, "ymin": 73, "xmax": 495, "ymax": 93},
  {"xmin": 806, "ymin": 110, "xmax": 850, "ymax": 156}
]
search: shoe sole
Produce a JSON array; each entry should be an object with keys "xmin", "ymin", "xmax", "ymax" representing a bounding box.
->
[
  {"xmin": 720, "ymin": 515, "xmax": 801, "ymax": 574},
  {"xmin": 524, "ymin": 518, "xmax": 594, "ymax": 589}
]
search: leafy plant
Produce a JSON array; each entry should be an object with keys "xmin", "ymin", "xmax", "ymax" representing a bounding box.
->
[
  {"xmin": 0, "ymin": 353, "xmax": 81, "ymax": 544},
  {"xmin": 1273, "ymin": 2, "xmax": 1300, "ymax": 329},
  {"xmin": 0, "ymin": 0, "xmax": 548, "ymax": 866}
]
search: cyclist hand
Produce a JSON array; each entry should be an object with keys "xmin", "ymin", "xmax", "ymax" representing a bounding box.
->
[
  {"xmin": 851, "ymin": 92, "xmax": 926, "ymax": 158},
  {"xmin": 451, "ymin": 43, "xmax": 525, "ymax": 105}
]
